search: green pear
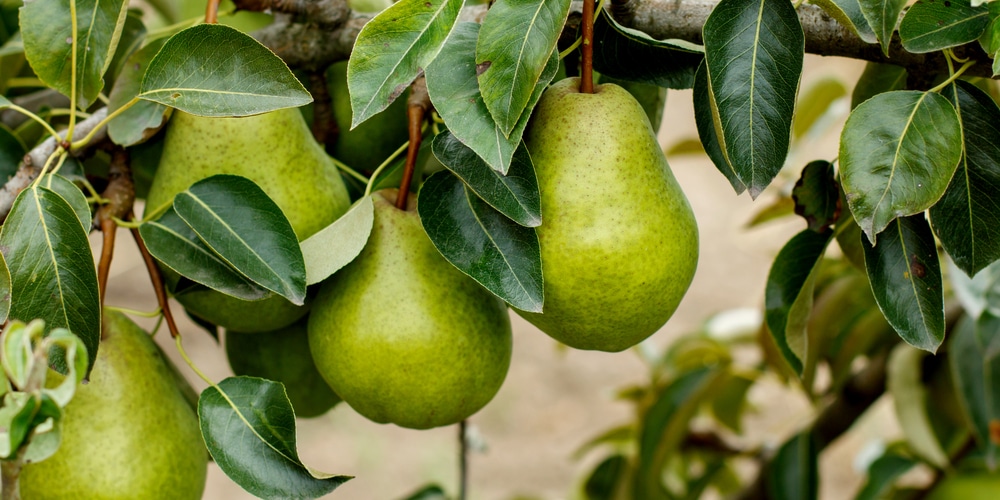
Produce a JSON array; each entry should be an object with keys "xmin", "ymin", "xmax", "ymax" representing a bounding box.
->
[
  {"xmin": 329, "ymin": 60, "xmax": 409, "ymax": 173},
  {"xmin": 144, "ymin": 108, "xmax": 351, "ymax": 332},
  {"xmin": 515, "ymin": 77, "xmax": 698, "ymax": 352},
  {"xmin": 20, "ymin": 310, "xmax": 207, "ymax": 499},
  {"xmin": 927, "ymin": 472, "xmax": 1000, "ymax": 499},
  {"xmin": 308, "ymin": 190, "xmax": 512, "ymax": 429},
  {"xmin": 226, "ymin": 319, "xmax": 342, "ymax": 418}
]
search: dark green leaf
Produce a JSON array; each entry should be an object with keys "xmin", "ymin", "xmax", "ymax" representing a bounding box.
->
[
  {"xmin": 139, "ymin": 207, "xmax": 269, "ymax": 301},
  {"xmin": 851, "ymin": 63, "xmax": 907, "ymax": 109},
  {"xmin": 584, "ymin": 454, "xmax": 628, "ymax": 500},
  {"xmin": 703, "ymin": 0, "xmax": 804, "ymax": 198},
  {"xmin": 348, "ymin": 0, "xmax": 462, "ymax": 128},
  {"xmin": 765, "ymin": 229, "xmax": 834, "ymax": 374},
  {"xmin": 400, "ymin": 484, "xmax": 448, "ymax": 500},
  {"xmin": 980, "ymin": 2, "xmax": 1000, "ymax": 56},
  {"xmin": 418, "ymin": 170, "xmax": 543, "ymax": 312},
  {"xmin": 930, "ymin": 81, "xmax": 1000, "ymax": 277},
  {"xmin": 300, "ymin": 196, "xmax": 374, "ymax": 285},
  {"xmin": 899, "ymin": 0, "xmax": 990, "ymax": 53},
  {"xmin": 173, "ymin": 175, "xmax": 306, "ymax": 305},
  {"xmin": 39, "ymin": 174, "xmax": 91, "ymax": 232},
  {"xmin": 0, "ymin": 187, "xmax": 100, "ymax": 372},
  {"xmin": 693, "ymin": 61, "xmax": 745, "ymax": 194},
  {"xmin": 199, "ymin": 377, "xmax": 351, "ymax": 499},
  {"xmin": 710, "ymin": 370, "xmax": 755, "ymax": 433},
  {"xmin": 765, "ymin": 432, "xmax": 818, "ymax": 500},
  {"xmin": 139, "ymin": 24, "xmax": 311, "ymax": 116},
  {"xmin": 949, "ymin": 314, "xmax": 999, "ymax": 469},
  {"xmin": 792, "ymin": 160, "xmax": 841, "ymax": 232},
  {"xmin": 431, "ymin": 131, "xmax": 541, "ymax": 227},
  {"xmin": 591, "ymin": 7, "xmax": 703, "ymax": 89},
  {"xmin": 425, "ymin": 22, "xmax": 558, "ymax": 175},
  {"xmin": 855, "ymin": 449, "xmax": 918, "ymax": 500},
  {"xmin": 840, "ymin": 91, "xmax": 962, "ymax": 242},
  {"xmin": 859, "ymin": 0, "xmax": 908, "ymax": 55},
  {"xmin": 19, "ymin": 0, "xmax": 129, "ymax": 109},
  {"xmin": 811, "ymin": 0, "xmax": 879, "ymax": 43},
  {"xmin": 108, "ymin": 38, "xmax": 169, "ymax": 146},
  {"xmin": 476, "ymin": 0, "xmax": 571, "ymax": 135},
  {"xmin": 863, "ymin": 215, "xmax": 944, "ymax": 352},
  {"xmin": 0, "ymin": 123, "xmax": 25, "ymax": 182},
  {"xmin": 887, "ymin": 344, "xmax": 948, "ymax": 466}
]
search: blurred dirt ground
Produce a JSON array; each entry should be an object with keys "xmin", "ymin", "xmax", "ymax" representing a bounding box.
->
[{"xmin": 99, "ymin": 55, "xmax": 902, "ymax": 499}]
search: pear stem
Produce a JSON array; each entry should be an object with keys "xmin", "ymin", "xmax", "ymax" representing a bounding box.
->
[
  {"xmin": 205, "ymin": 0, "xmax": 221, "ymax": 23},
  {"xmin": 581, "ymin": 0, "xmax": 596, "ymax": 94},
  {"xmin": 96, "ymin": 147, "xmax": 135, "ymax": 308},
  {"xmin": 396, "ymin": 77, "xmax": 431, "ymax": 210},
  {"xmin": 130, "ymin": 221, "xmax": 181, "ymax": 338},
  {"xmin": 458, "ymin": 420, "xmax": 468, "ymax": 500}
]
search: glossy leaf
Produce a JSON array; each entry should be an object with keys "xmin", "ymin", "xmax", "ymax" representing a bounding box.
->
[
  {"xmin": 693, "ymin": 62, "xmax": 745, "ymax": 194},
  {"xmin": 139, "ymin": 207, "xmax": 269, "ymax": 301},
  {"xmin": 949, "ymin": 314, "xmax": 1000, "ymax": 469},
  {"xmin": 431, "ymin": 131, "xmax": 541, "ymax": 227},
  {"xmin": 591, "ymin": 7, "xmax": 703, "ymax": 89},
  {"xmin": 859, "ymin": 0, "xmax": 908, "ymax": 55},
  {"xmin": 840, "ymin": 91, "xmax": 962, "ymax": 242},
  {"xmin": 425, "ymin": 22, "xmax": 558, "ymax": 175},
  {"xmin": 930, "ymin": 81, "xmax": 1000, "ymax": 277},
  {"xmin": 811, "ymin": 0, "xmax": 878, "ymax": 43},
  {"xmin": 888, "ymin": 344, "xmax": 949, "ymax": 466},
  {"xmin": 863, "ymin": 215, "xmax": 944, "ymax": 352},
  {"xmin": 348, "ymin": 0, "xmax": 462, "ymax": 128},
  {"xmin": 39, "ymin": 174, "xmax": 91, "ymax": 232},
  {"xmin": 0, "ymin": 124, "xmax": 24, "ymax": 182},
  {"xmin": 765, "ymin": 229, "xmax": 833, "ymax": 374},
  {"xmin": 703, "ymin": 0, "xmax": 804, "ymax": 198},
  {"xmin": 0, "ymin": 187, "xmax": 100, "ymax": 372},
  {"xmin": 300, "ymin": 196, "xmax": 374, "ymax": 285},
  {"xmin": 899, "ymin": 0, "xmax": 990, "ymax": 53},
  {"xmin": 108, "ymin": 38, "xmax": 169, "ymax": 146},
  {"xmin": 19, "ymin": 0, "xmax": 129, "ymax": 109},
  {"xmin": 765, "ymin": 432, "xmax": 818, "ymax": 500},
  {"xmin": 199, "ymin": 376, "xmax": 351, "ymax": 499},
  {"xmin": 851, "ymin": 63, "xmax": 907, "ymax": 109},
  {"xmin": 792, "ymin": 161, "xmax": 841, "ymax": 232},
  {"xmin": 476, "ymin": 0, "xmax": 571, "ymax": 135},
  {"xmin": 418, "ymin": 170, "xmax": 543, "ymax": 312},
  {"xmin": 173, "ymin": 175, "xmax": 306, "ymax": 305},
  {"xmin": 855, "ymin": 448, "xmax": 918, "ymax": 500},
  {"xmin": 139, "ymin": 24, "xmax": 311, "ymax": 117}
]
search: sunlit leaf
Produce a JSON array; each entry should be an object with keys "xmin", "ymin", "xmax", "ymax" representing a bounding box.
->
[{"xmin": 300, "ymin": 197, "xmax": 374, "ymax": 285}]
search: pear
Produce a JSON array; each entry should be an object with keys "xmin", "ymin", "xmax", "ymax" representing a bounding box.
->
[
  {"xmin": 515, "ymin": 77, "xmax": 698, "ymax": 352},
  {"xmin": 328, "ymin": 60, "xmax": 409, "ymax": 173},
  {"xmin": 226, "ymin": 318, "xmax": 342, "ymax": 418},
  {"xmin": 20, "ymin": 310, "xmax": 207, "ymax": 499},
  {"xmin": 308, "ymin": 189, "xmax": 512, "ymax": 429},
  {"xmin": 144, "ymin": 108, "xmax": 351, "ymax": 332}
]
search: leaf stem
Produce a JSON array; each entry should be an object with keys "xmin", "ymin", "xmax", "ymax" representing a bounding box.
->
[
  {"xmin": 1, "ymin": 450, "xmax": 24, "ymax": 500},
  {"xmin": 364, "ymin": 141, "xmax": 410, "ymax": 198},
  {"xmin": 69, "ymin": 97, "xmax": 140, "ymax": 150},
  {"xmin": 4, "ymin": 105, "xmax": 61, "ymax": 141},
  {"xmin": 205, "ymin": 0, "xmax": 221, "ymax": 23},
  {"xmin": 67, "ymin": 0, "xmax": 80, "ymax": 143},
  {"xmin": 104, "ymin": 305, "xmax": 163, "ymax": 318},
  {"xmin": 927, "ymin": 61, "xmax": 976, "ymax": 94},
  {"xmin": 130, "ymin": 223, "xmax": 181, "ymax": 338},
  {"xmin": 330, "ymin": 157, "xmax": 369, "ymax": 184},
  {"xmin": 581, "ymin": 0, "xmax": 595, "ymax": 93},
  {"xmin": 175, "ymin": 335, "xmax": 215, "ymax": 387}
]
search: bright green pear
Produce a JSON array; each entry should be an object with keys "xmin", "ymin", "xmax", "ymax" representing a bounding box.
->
[
  {"xmin": 328, "ymin": 60, "xmax": 409, "ymax": 173},
  {"xmin": 20, "ymin": 310, "xmax": 207, "ymax": 499},
  {"xmin": 515, "ymin": 77, "xmax": 698, "ymax": 352},
  {"xmin": 308, "ymin": 190, "xmax": 512, "ymax": 429},
  {"xmin": 226, "ymin": 319, "xmax": 342, "ymax": 418},
  {"xmin": 144, "ymin": 108, "xmax": 351, "ymax": 332},
  {"xmin": 927, "ymin": 472, "xmax": 1000, "ymax": 499}
]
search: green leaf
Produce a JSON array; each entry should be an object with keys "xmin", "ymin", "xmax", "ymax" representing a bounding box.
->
[
  {"xmin": 0, "ymin": 251, "xmax": 9, "ymax": 325},
  {"xmin": 199, "ymin": 376, "xmax": 351, "ymax": 499},
  {"xmin": 0, "ymin": 186, "xmax": 100, "ymax": 373},
  {"xmin": 811, "ymin": 0, "xmax": 879, "ymax": 44},
  {"xmin": 702, "ymin": 0, "xmax": 804, "ymax": 198},
  {"xmin": 591, "ymin": 7, "xmax": 703, "ymax": 89},
  {"xmin": 930, "ymin": 81, "xmax": 1000, "ymax": 277},
  {"xmin": 693, "ymin": 62, "xmax": 745, "ymax": 194},
  {"xmin": 840, "ymin": 91, "xmax": 962, "ymax": 242},
  {"xmin": 948, "ymin": 314, "xmax": 1000, "ymax": 469},
  {"xmin": 863, "ymin": 215, "xmax": 944, "ymax": 352},
  {"xmin": 1, "ymin": 320, "xmax": 38, "ymax": 390},
  {"xmin": 300, "ymin": 196, "xmax": 374, "ymax": 286},
  {"xmin": 888, "ymin": 344, "xmax": 949, "ymax": 467},
  {"xmin": 855, "ymin": 448, "xmax": 918, "ymax": 500},
  {"xmin": 19, "ymin": 0, "xmax": 129, "ymax": 109},
  {"xmin": 139, "ymin": 207, "xmax": 269, "ymax": 301},
  {"xmin": 39, "ymin": 327, "xmax": 87, "ymax": 407},
  {"xmin": 476, "ymin": 0, "xmax": 571, "ymax": 136},
  {"xmin": 859, "ymin": 0, "xmax": 909, "ymax": 55},
  {"xmin": 348, "ymin": 0, "xmax": 463, "ymax": 128},
  {"xmin": 425, "ymin": 22, "xmax": 558, "ymax": 175},
  {"xmin": 400, "ymin": 484, "xmax": 448, "ymax": 500},
  {"xmin": 418, "ymin": 170, "xmax": 543, "ymax": 312},
  {"xmin": 765, "ymin": 432, "xmax": 818, "ymax": 500},
  {"xmin": 710, "ymin": 370, "xmax": 755, "ymax": 433},
  {"xmin": 39, "ymin": 174, "xmax": 91, "ymax": 232},
  {"xmin": 173, "ymin": 175, "xmax": 306, "ymax": 305},
  {"xmin": 851, "ymin": 63, "xmax": 907, "ymax": 109},
  {"xmin": 139, "ymin": 24, "xmax": 311, "ymax": 117},
  {"xmin": 0, "ymin": 392, "xmax": 41, "ymax": 458},
  {"xmin": 0, "ymin": 123, "xmax": 25, "ymax": 182},
  {"xmin": 108, "ymin": 38, "xmax": 169, "ymax": 146},
  {"xmin": 792, "ymin": 160, "xmax": 841, "ymax": 232},
  {"xmin": 584, "ymin": 454, "xmax": 628, "ymax": 500},
  {"xmin": 104, "ymin": 9, "xmax": 145, "ymax": 82},
  {"xmin": 899, "ymin": 0, "xmax": 990, "ymax": 53},
  {"xmin": 431, "ymin": 131, "xmax": 541, "ymax": 227},
  {"xmin": 765, "ymin": 229, "xmax": 833, "ymax": 374},
  {"xmin": 792, "ymin": 78, "xmax": 848, "ymax": 141}
]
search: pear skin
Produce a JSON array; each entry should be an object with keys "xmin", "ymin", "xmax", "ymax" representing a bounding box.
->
[{"xmin": 515, "ymin": 77, "xmax": 698, "ymax": 352}]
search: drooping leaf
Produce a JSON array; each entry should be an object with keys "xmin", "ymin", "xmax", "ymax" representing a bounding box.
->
[
  {"xmin": 300, "ymin": 196, "xmax": 374, "ymax": 285},
  {"xmin": 851, "ymin": 63, "xmax": 907, "ymax": 109},
  {"xmin": 709, "ymin": 370, "xmax": 755, "ymax": 433},
  {"xmin": 199, "ymin": 377, "xmax": 351, "ymax": 499},
  {"xmin": 348, "ymin": 0, "xmax": 463, "ymax": 128},
  {"xmin": 0, "ymin": 123, "xmax": 25, "ymax": 182},
  {"xmin": 765, "ymin": 432, "xmax": 818, "ymax": 500},
  {"xmin": 859, "ymin": 0, "xmax": 909, "ymax": 55},
  {"xmin": 855, "ymin": 448, "xmax": 918, "ymax": 500},
  {"xmin": 418, "ymin": 170, "xmax": 543, "ymax": 312},
  {"xmin": 949, "ymin": 314, "xmax": 1000, "ymax": 469},
  {"xmin": 591, "ymin": 7, "xmax": 703, "ymax": 89},
  {"xmin": 431, "ymin": 131, "xmax": 541, "ymax": 227},
  {"xmin": 104, "ymin": 9, "xmax": 146, "ymax": 82},
  {"xmin": 425, "ymin": 21, "xmax": 558, "ymax": 175},
  {"xmin": 765, "ymin": 229, "xmax": 833, "ymax": 374},
  {"xmin": 173, "ymin": 175, "xmax": 306, "ymax": 305},
  {"xmin": 693, "ymin": 62, "xmax": 745, "ymax": 194},
  {"xmin": 108, "ymin": 38, "xmax": 169, "ymax": 146},
  {"xmin": 840, "ymin": 91, "xmax": 962, "ymax": 242},
  {"xmin": 139, "ymin": 24, "xmax": 311, "ymax": 116},
  {"xmin": 811, "ymin": 0, "xmax": 879, "ymax": 43},
  {"xmin": 476, "ymin": 0, "xmax": 571, "ymax": 136},
  {"xmin": 19, "ymin": 0, "xmax": 129, "ymax": 109},
  {"xmin": 39, "ymin": 174, "xmax": 91, "ymax": 232},
  {"xmin": 139, "ymin": 207, "xmax": 269, "ymax": 301},
  {"xmin": 899, "ymin": 0, "xmax": 990, "ymax": 53},
  {"xmin": 702, "ymin": 0, "xmax": 804, "ymax": 198},
  {"xmin": 888, "ymin": 344, "xmax": 949, "ymax": 467},
  {"xmin": 0, "ymin": 187, "xmax": 100, "ymax": 372},
  {"xmin": 930, "ymin": 81, "xmax": 1000, "ymax": 277},
  {"xmin": 792, "ymin": 160, "xmax": 841, "ymax": 232},
  {"xmin": 863, "ymin": 214, "xmax": 944, "ymax": 352}
]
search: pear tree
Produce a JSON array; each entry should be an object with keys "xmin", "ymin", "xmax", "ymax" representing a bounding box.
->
[{"xmin": 0, "ymin": 0, "xmax": 999, "ymax": 498}]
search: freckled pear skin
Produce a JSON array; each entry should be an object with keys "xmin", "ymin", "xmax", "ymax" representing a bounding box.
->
[
  {"xmin": 516, "ymin": 77, "xmax": 699, "ymax": 352},
  {"xmin": 308, "ymin": 190, "xmax": 512, "ymax": 430}
]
